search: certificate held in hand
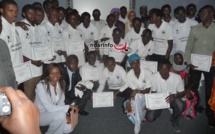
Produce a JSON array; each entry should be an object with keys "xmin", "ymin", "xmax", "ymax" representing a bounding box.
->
[
  {"xmin": 13, "ymin": 61, "xmax": 33, "ymax": 84},
  {"xmin": 145, "ymin": 93, "xmax": 170, "ymax": 110}
]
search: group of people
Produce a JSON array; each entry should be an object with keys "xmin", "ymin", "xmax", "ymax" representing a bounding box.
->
[{"xmin": 0, "ymin": 0, "xmax": 214, "ymax": 134}]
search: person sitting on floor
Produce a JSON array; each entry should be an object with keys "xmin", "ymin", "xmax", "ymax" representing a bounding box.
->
[
  {"xmin": 125, "ymin": 54, "xmax": 152, "ymax": 134},
  {"xmin": 101, "ymin": 57, "xmax": 132, "ymax": 113},
  {"xmin": 63, "ymin": 55, "xmax": 93, "ymax": 116},
  {"xmin": 146, "ymin": 59, "xmax": 185, "ymax": 133}
]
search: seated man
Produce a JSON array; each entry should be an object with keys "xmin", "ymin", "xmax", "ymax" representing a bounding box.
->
[
  {"xmin": 101, "ymin": 57, "xmax": 132, "ymax": 112},
  {"xmin": 63, "ymin": 55, "xmax": 93, "ymax": 116},
  {"xmin": 146, "ymin": 59, "xmax": 185, "ymax": 132},
  {"xmin": 80, "ymin": 51, "xmax": 104, "ymax": 92}
]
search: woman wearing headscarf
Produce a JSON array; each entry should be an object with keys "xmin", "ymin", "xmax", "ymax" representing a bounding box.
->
[{"xmin": 125, "ymin": 54, "xmax": 152, "ymax": 134}]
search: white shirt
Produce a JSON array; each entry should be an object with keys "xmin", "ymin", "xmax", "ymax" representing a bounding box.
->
[
  {"xmin": 34, "ymin": 81, "xmax": 69, "ymax": 113},
  {"xmin": 99, "ymin": 25, "xmax": 116, "ymax": 40},
  {"xmin": 80, "ymin": 61, "xmax": 105, "ymax": 92},
  {"xmin": 36, "ymin": 21, "xmax": 64, "ymax": 63},
  {"xmin": 91, "ymin": 19, "xmax": 106, "ymax": 32},
  {"xmin": 102, "ymin": 64, "xmax": 128, "ymax": 92},
  {"xmin": 104, "ymin": 39, "xmax": 127, "ymax": 63},
  {"xmin": 63, "ymin": 25, "xmax": 86, "ymax": 67},
  {"xmin": 16, "ymin": 19, "xmax": 42, "ymax": 77},
  {"xmin": 162, "ymin": 18, "xmax": 176, "ymax": 26},
  {"xmin": 0, "ymin": 16, "xmax": 23, "ymax": 67},
  {"xmin": 128, "ymin": 38, "xmax": 154, "ymax": 60},
  {"xmin": 150, "ymin": 72, "xmax": 184, "ymax": 94},
  {"xmin": 127, "ymin": 67, "xmax": 152, "ymax": 90},
  {"xmin": 125, "ymin": 27, "xmax": 145, "ymax": 44},
  {"xmin": 119, "ymin": 16, "xmax": 128, "ymax": 24},
  {"xmin": 67, "ymin": 67, "xmax": 74, "ymax": 91},
  {"xmin": 148, "ymin": 21, "xmax": 173, "ymax": 55},
  {"xmin": 63, "ymin": 25, "xmax": 85, "ymax": 41},
  {"xmin": 78, "ymin": 23, "xmax": 99, "ymax": 51},
  {"xmin": 59, "ymin": 19, "xmax": 69, "ymax": 30},
  {"xmin": 172, "ymin": 19, "xmax": 198, "ymax": 53}
]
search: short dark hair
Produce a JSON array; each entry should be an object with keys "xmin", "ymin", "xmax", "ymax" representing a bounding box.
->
[
  {"xmin": 186, "ymin": 3, "xmax": 196, "ymax": 11},
  {"xmin": 142, "ymin": 28, "xmax": 152, "ymax": 37},
  {"xmin": 22, "ymin": 4, "xmax": 35, "ymax": 13},
  {"xmin": 120, "ymin": 6, "xmax": 127, "ymax": 11},
  {"xmin": 113, "ymin": 27, "xmax": 121, "ymax": 34},
  {"xmin": 0, "ymin": 0, "xmax": 17, "ymax": 9},
  {"xmin": 57, "ymin": 7, "xmax": 65, "ymax": 14},
  {"xmin": 199, "ymin": 5, "xmax": 215, "ymax": 14},
  {"xmin": 174, "ymin": 6, "xmax": 186, "ymax": 15},
  {"xmin": 132, "ymin": 17, "xmax": 141, "ymax": 24},
  {"xmin": 32, "ymin": 2, "xmax": 42, "ymax": 8},
  {"xmin": 106, "ymin": 14, "xmax": 115, "ymax": 21},
  {"xmin": 92, "ymin": 9, "xmax": 100, "ymax": 15},
  {"xmin": 107, "ymin": 57, "xmax": 115, "ymax": 63},
  {"xmin": 66, "ymin": 12, "xmax": 77, "ymax": 23},
  {"xmin": 87, "ymin": 51, "xmax": 96, "ymax": 58},
  {"xmin": 67, "ymin": 54, "xmax": 78, "ymax": 63},
  {"xmin": 161, "ymin": 4, "xmax": 171, "ymax": 11},
  {"xmin": 158, "ymin": 59, "xmax": 171, "ymax": 68},
  {"xmin": 81, "ymin": 12, "xmax": 90, "ymax": 20},
  {"xmin": 150, "ymin": 8, "xmax": 163, "ymax": 18}
]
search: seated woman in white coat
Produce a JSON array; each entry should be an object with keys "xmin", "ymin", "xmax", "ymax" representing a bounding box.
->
[
  {"xmin": 125, "ymin": 54, "xmax": 152, "ymax": 134},
  {"xmin": 34, "ymin": 63, "xmax": 78, "ymax": 134}
]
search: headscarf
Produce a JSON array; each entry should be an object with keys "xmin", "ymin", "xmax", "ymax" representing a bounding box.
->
[
  {"xmin": 110, "ymin": 8, "xmax": 120, "ymax": 14},
  {"xmin": 128, "ymin": 54, "xmax": 140, "ymax": 64},
  {"xmin": 171, "ymin": 51, "xmax": 187, "ymax": 71}
]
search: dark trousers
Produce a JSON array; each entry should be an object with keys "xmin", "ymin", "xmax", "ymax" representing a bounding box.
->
[
  {"xmin": 65, "ymin": 89, "xmax": 92, "ymax": 110},
  {"xmin": 146, "ymin": 99, "xmax": 185, "ymax": 125},
  {"xmin": 108, "ymin": 88, "xmax": 132, "ymax": 101},
  {"xmin": 151, "ymin": 54, "xmax": 166, "ymax": 63},
  {"xmin": 189, "ymin": 66, "xmax": 215, "ymax": 123}
]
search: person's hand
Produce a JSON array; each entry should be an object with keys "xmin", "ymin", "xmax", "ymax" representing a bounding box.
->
[
  {"xmin": 165, "ymin": 94, "xmax": 176, "ymax": 103},
  {"xmin": 126, "ymin": 101, "xmax": 131, "ymax": 113},
  {"xmin": 101, "ymin": 37, "xmax": 110, "ymax": 42},
  {"xmin": 0, "ymin": 87, "xmax": 41, "ymax": 134},
  {"xmin": 185, "ymin": 90, "xmax": 193, "ymax": 100},
  {"xmin": 188, "ymin": 64, "xmax": 197, "ymax": 70},
  {"xmin": 76, "ymin": 84, "xmax": 86, "ymax": 91},
  {"xmin": 15, "ymin": 22, "xmax": 30, "ymax": 30},
  {"xmin": 31, "ymin": 60, "xmax": 43, "ymax": 67},
  {"xmin": 48, "ymin": 56, "xmax": 56, "ymax": 61},
  {"xmin": 66, "ymin": 105, "xmax": 79, "ymax": 124},
  {"xmin": 56, "ymin": 50, "xmax": 67, "ymax": 56},
  {"xmin": 130, "ymin": 90, "xmax": 137, "ymax": 99},
  {"xmin": 113, "ymin": 91, "xmax": 120, "ymax": 101},
  {"xmin": 165, "ymin": 55, "xmax": 170, "ymax": 60}
]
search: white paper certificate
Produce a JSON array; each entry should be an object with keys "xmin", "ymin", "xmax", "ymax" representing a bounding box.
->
[
  {"xmin": 140, "ymin": 60, "xmax": 158, "ymax": 73},
  {"xmin": 145, "ymin": 93, "xmax": 170, "ymax": 110},
  {"xmin": 51, "ymin": 38, "xmax": 66, "ymax": 52},
  {"xmin": 93, "ymin": 92, "xmax": 114, "ymax": 108},
  {"xmin": 67, "ymin": 41, "xmax": 84, "ymax": 54},
  {"xmin": 13, "ymin": 62, "xmax": 33, "ymax": 83},
  {"xmin": 191, "ymin": 54, "xmax": 212, "ymax": 72},
  {"xmin": 83, "ymin": 68, "xmax": 100, "ymax": 81},
  {"xmin": 32, "ymin": 45, "xmax": 53, "ymax": 61}
]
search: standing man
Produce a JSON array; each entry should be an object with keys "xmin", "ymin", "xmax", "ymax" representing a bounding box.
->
[
  {"xmin": 140, "ymin": 5, "xmax": 150, "ymax": 28},
  {"xmin": 185, "ymin": 5, "xmax": 215, "ymax": 127},
  {"xmin": 91, "ymin": 9, "xmax": 106, "ymax": 31},
  {"xmin": 148, "ymin": 9, "xmax": 173, "ymax": 63},
  {"xmin": 119, "ymin": 6, "xmax": 128, "ymax": 24}
]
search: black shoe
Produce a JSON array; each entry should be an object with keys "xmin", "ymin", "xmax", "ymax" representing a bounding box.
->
[
  {"xmin": 196, "ymin": 106, "xmax": 205, "ymax": 114},
  {"xmin": 79, "ymin": 110, "xmax": 89, "ymax": 116},
  {"xmin": 209, "ymin": 121, "xmax": 215, "ymax": 128}
]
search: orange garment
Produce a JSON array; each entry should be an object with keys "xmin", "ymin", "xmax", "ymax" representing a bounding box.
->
[{"xmin": 208, "ymin": 51, "xmax": 215, "ymax": 111}]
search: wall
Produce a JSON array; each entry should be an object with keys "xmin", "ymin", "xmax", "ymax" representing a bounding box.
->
[
  {"xmin": 135, "ymin": 0, "xmax": 215, "ymax": 17},
  {"xmin": 73, "ymin": 0, "xmax": 130, "ymax": 20}
]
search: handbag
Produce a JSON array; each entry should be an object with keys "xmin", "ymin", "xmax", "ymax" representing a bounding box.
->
[{"xmin": 66, "ymin": 108, "xmax": 79, "ymax": 129}]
